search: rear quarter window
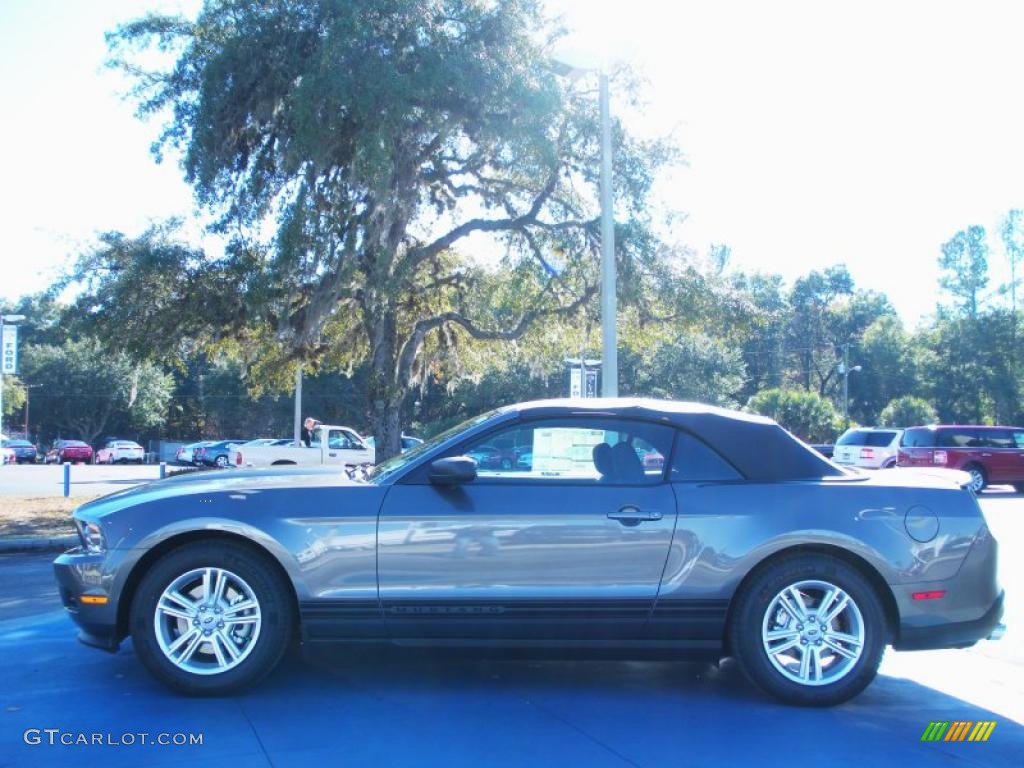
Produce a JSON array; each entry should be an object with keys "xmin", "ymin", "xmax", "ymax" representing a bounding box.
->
[
  {"xmin": 980, "ymin": 429, "xmax": 1014, "ymax": 448},
  {"xmin": 671, "ymin": 432, "xmax": 743, "ymax": 482}
]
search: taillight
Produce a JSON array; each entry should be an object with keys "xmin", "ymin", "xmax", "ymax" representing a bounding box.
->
[
  {"xmin": 236, "ymin": 452, "xmax": 243, "ymax": 466},
  {"xmin": 933, "ymin": 450, "xmax": 948, "ymax": 465},
  {"xmin": 859, "ymin": 448, "xmax": 875, "ymax": 459}
]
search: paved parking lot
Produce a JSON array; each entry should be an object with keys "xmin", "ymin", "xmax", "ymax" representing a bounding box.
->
[
  {"xmin": 0, "ymin": 464, "xmax": 185, "ymax": 498},
  {"xmin": 0, "ymin": 494, "xmax": 1021, "ymax": 767}
]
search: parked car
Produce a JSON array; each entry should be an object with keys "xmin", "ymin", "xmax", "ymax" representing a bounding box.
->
[
  {"xmin": 832, "ymin": 428, "xmax": 902, "ymax": 469},
  {"xmin": 94, "ymin": 440, "xmax": 145, "ymax": 465},
  {"xmin": 234, "ymin": 425, "xmax": 373, "ymax": 468},
  {"xmin": 195, "ymin": 440, "xmax": 245, "ymax": 468},
  {"xmin": 55, "ymin": 398, "xmax": 1002, "ymax": 706},
  {"xmin": 898, "ymin": 424, "xmax": 1024, "ymax": 493},
  {"xmin": 2, "ymin": 438, "xmax": 37, "ymax": 464},
  {"xmin": 44, "ymin": 440, "xmax": 93, "ymax": 464},
  {"xmin": 175, "ymin": 441, "xmax": 213, "ymax": 466},
  {"xmin": 1, "ymin": 446, "xmax": 15, "ymax": 465}
]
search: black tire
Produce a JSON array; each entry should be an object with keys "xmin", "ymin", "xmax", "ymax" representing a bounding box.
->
[
  {"xmin": 215, "ymin": 455, "xmax": 229, "ymax": 468},
  {"xmin": 964, "ymin": 464, "xmax": 987, "ymax": 494},
  {"xmin": 728, "ymin": 554, "xmax": 886, "ymax": 707},
  {"xmin": 130, "ymin": 541, "xmax": 293, "ymax": 695}
]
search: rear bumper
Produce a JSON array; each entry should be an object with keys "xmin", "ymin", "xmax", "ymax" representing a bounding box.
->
[{"xmin": 895, "ymin": 590, "xmax": 1004, "ymax": 650}]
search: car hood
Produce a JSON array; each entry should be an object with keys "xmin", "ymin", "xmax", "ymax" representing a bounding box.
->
[{"xmin": 76, "ymin": 465, "xmax": 364, "ymax": 518}]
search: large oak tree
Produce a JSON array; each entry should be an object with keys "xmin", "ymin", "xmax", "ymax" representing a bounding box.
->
[{"xmin": 97, "ymin": 0, "xmax": 674, "ymax": 460}]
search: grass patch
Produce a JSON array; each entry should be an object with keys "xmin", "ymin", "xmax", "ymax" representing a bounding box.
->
[{"xmin": 0, "ymin": 496, "xmax": 99, "ymax": 538}]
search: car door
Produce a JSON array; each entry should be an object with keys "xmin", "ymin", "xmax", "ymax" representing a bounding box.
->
[
  {"xmin": 377, "ymin": 417, "xmax": 678, "ymax": 642},
  {"xmin": 322, "ymin": 428, "xmax": 373, "ymax": 466}
]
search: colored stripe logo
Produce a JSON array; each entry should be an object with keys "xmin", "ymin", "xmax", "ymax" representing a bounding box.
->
[{"xmin": 921, "ymin": 721, "xmax": 996, "ymax": 742}]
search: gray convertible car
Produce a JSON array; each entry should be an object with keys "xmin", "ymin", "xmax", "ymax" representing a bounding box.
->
[{"xmin": 54, "ymin": 399, "xmax": 1004, "ymax": 705}]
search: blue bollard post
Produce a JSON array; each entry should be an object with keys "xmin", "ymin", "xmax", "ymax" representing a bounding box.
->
[
  {"xmin": 63, "ymin": 462, "xmax": 70, "ymax": 497},
  {"xmin": 160, "ymin": 461, "xmax": 166, "ymax": 480}
]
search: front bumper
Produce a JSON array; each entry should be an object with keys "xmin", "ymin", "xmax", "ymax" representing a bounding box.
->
[
  {"xmin": 895, "ymin": 590, "xmax": 1005, "ymax": 650},
  {"xmin": 53, "ymin": 548, "xmax": 123, "ymax": 653}
]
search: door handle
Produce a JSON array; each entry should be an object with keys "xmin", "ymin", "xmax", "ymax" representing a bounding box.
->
[
  {"xmin": 607, "ymin": 506, "xmax": 663, "ymax": 523},
  {"xmin": 328, "ymin": 452, "xmax": 337, "ymax": 457}
]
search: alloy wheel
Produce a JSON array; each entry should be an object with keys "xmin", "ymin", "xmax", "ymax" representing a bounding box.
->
[
  {"xmin": 153, "ymin": 567, "xmax": 262, "ymax": 676},
  {"xmin": 967, "ymin": 468, "xmax": 985, "ymax": 494},
  {"xmin": 761, "ymin": 579, "xmax": 865, "ymax": 687}
]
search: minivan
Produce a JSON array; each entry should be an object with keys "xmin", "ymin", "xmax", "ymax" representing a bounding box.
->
[{"xmin": 898, "ymin": 424, "xmax": 1024, "ymax": 493}]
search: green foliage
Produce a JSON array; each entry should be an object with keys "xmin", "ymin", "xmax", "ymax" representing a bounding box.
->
[
  {"xmin": 20, "ymin": 340, "xmax": 173, "ymax": 444},
  {"xmin": 746, "ymin": 387, "xmax": 842, "ymax": 443},
  {"xmin": 939, "ymin": 225, "xmax": 989, "ymax": 318},
  {"xmin": 628, "ymin": 332, "xmax": 746, "ymax": 407},
  {"xmin": 2, "ymin": 376, "xmax": 26, "ymax": 420},
  {"xmin": 849, "ymin": 316, "xmax": 917, "ymax": 424},
  {"xmin": 878, "ymin": 396, "xmax": 937, "ymax": 428}
]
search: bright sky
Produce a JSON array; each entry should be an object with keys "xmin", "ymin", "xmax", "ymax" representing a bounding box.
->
[{"xmin": 1, "ymin": 0, "xmax": 1022, "ymax": 327}]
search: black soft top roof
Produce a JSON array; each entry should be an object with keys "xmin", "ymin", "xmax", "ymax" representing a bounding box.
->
[{"xmin": 509, "ymin": 398, "xmax": 843, "ymax": 481}]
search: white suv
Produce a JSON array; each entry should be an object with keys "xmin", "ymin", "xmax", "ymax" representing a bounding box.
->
[{"xmin": 832, "ymin": 428, "xmax": 902, "ymax": 469}]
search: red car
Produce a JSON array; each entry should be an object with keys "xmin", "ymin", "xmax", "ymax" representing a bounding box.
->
[
  {"xmin": 44, "ymin": 440, "xmax": 94, "ymax": 464},
  {"xmin": 897, "ymin": 424, "xmax": 1024, "ymax": 493}
]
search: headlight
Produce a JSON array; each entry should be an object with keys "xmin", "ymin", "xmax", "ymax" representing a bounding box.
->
[{"xmin": 76, "ymin": 520, "xmax": 106, "ymax": 553}]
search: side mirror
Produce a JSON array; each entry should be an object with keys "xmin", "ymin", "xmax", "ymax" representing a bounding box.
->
[{"xmin": 429, "ymin": 456, "xmax": 477, "ymax": 486}]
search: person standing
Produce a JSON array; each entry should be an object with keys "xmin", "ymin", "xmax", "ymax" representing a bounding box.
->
[{"xmin": 300, "ymin": 417, "xmax": 319, "ymax": 447}]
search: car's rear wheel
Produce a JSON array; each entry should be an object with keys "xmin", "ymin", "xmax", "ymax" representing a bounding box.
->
[
  {"xmin": 130, "ymin": 541, "xmax": 293, "ymax": 695},
  {"xmin": 964, "ymin": 464, "xmax": 987, "ymax": 493},
  {"xmin": 729, "ymin": 554, "xmax": 886, "ymax": 706},
  {"xmin": 215, "ymin": 455, "xmax": 229, "ymax": 468}
]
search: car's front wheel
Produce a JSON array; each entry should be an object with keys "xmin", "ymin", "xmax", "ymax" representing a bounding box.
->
[
  {"xmin": 130, "ymin": 541, "xmax": 293, "ymax": 695},
  {"xmin": 729, "ymin": 554, "xmax": 886, "ymax": 706}
]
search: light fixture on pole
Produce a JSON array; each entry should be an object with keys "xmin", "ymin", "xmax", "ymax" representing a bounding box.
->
[{"xmin": 0, "ymin": 313, "xmax": 27, "ymax": 439}]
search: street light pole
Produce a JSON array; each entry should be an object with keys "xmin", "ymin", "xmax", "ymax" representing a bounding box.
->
[
  {"xmin": 840, "ymin": 343, "xmax": 862, "ymax": 425},
  {"xmin": 293, "ymin": 367, "xmax": 303, "ymax": 447},
  {"xmin": 599, "ymin": 72, "xmax": 618, "ymax": 397}
]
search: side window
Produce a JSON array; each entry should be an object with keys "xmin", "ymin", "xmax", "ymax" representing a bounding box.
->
[
  {"xmin": 460, "ymin": 419, "xmax": 673, "ymax": 485},
  {"xmin": 938, "ymin": 429, "xmax": 979, "ymax": 448},
  {"xmin": 1013, "ymin": 431, "xmax": 1024, "ymax": 449},
  {"xmin": 328, "ymin": 429, "xmax": 359, "ymax": 450},
  {"xmin": 981, "ymin": 429, "xmax": 1014, "ymax": 448},
  {"xmin": 341, "ymin": 429, "xmax": 365, "ymax": 450},
  {"xmin": 901, "ymin": 429, "xmax": 935, "ymax": 448},
  {"xmin": 670, "ymin": 432, "xmax": 743, "ymax": 482}
]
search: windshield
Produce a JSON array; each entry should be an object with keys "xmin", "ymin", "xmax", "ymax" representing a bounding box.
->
[
  {"xmin": 837, "ymin": 430, "xmax": 898, "ymax": 447},
  {"xmin": 366, "ymin": 409, "xmax": 500, "ymax": 484}
]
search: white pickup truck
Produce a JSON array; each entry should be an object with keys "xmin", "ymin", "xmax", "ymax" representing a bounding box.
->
[{"xmin": 232, "ymin": 425, "xmax": 375, "ymax": 468}]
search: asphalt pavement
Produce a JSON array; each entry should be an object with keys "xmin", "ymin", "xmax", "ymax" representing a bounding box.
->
[
  {"xmin": 0, "ymin": 464, "xmax": 179, "ymax": 498},
  {"xmin": 0, "ymin": 495, "xmax": 1021, "ymax": 767}
]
